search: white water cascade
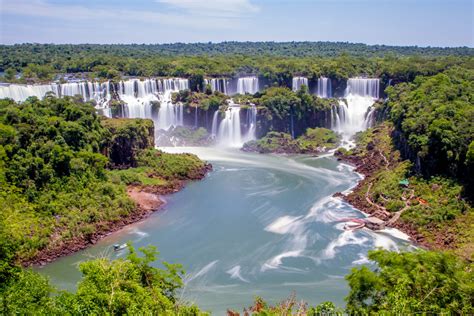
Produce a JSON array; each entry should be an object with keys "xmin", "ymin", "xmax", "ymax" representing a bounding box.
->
[
  {"xmin": 243, "ymin": 104, "xmax": 257, "ymax": 142},
  {"xmin": 204, "ymin": 78, "xmax": 228, "ymax": 94},
  {"xmin": 211, "ymin": 111, "xmax": 219, "ymax": 138},
  {"xmin": 217, "ymin": 105, "xmax": 242, "ymax": 147},
  {"xmin": 117, "ymin": 78, "xmax": 188, "ymax": 130},
  {"xmin": 292, "ymin": 77, "xmax": 308, "ymax": 92},
  {"xmin": 236, "ymin": 77, "xmax": 259, "ymax": 94},
  {"xmin": 331, "ymin": 78, "xmax": 380, "ymax": 142},
  {"xmin": 0, "ymin": 78, "xmax": 189, "ymax": 130},
  {"xmin": 316, "ymin": 77, "xmax": 332, "ymax": 98},
  {"xmin": 0, "ymin": 81, "xmax": 111, "ymax": 107}
]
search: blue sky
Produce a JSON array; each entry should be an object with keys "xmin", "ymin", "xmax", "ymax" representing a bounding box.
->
[{"xmin": 1, "ymin": 0, "xmax": 473, "ymax": 46}]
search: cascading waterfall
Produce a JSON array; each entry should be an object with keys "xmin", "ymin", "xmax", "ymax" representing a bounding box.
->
[
  {"xmin": 217, "ymin": 105, "xmax": 242, "ymax": 147},
  {"xmin": 331, "ymin": 78, "xmax": 380, "ymax": 142},
  {"xmin": 204, "ymin": 78, "xmax": 228, "ymax": 94},
  {"xmin": 292, "ymin": 77, "xmax": 308, "ymax": 92},
  {"xmin": 0, "ymin": 81, "xmax": 111, "ymax": 106},
  {"xmin": 243, "ymin": 104, "xmax": 257, "ymax": 142},
  {"xmin": 0, "ymin": 83, "xmax": 59, "ymax": 101},
  {"xmin": 0, "ymin": 78, "xmax": 189, "ymax": 130},
  {"xmin": 317, "ymin": 77, "xmax": 332, "ymax": 98},
  {"xmin": 211, "ymin": 111, "xmax": 219, "ymax": 138},
  {"xmin": 113, "ymin": 78, "xmax": 188, "ymax": 130},
  {"xmin": 0, "ymin": 78, "xmax": 189, "ymax": 129},
  {"xmin": 236, "ymin": 76, "xmax": 259, "ymax": 94},
  {"xmin": 345, "ymin": 78, "xmax": 379, "ymax": 98}
]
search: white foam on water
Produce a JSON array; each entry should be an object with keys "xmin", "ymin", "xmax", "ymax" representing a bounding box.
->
[
  {"xmin": 306, "ymin": 196, "xmax": 360, "ymax": 223},
  {"xmin": 365, "ymin": 230, "xmax": 400, "ymax": 252},
  {"xmin": 131, "ymin": 229, "xmax": 149, "ymax": 237},
  {"xmin": 380, "ymin": 227, "xmax": 412, "ymax": 242},
  {"xmin": 352, "ymin": 253, "xmax": 370, "ymax": 265},
  {"xmin": 321, "ymin": 230, "xmax": 369, "ymax": 260},
  {"xmin": 226, "ymin": 265, "xmax": 249, "ymax": 283},
  {"xmin": 265, "ymin": 216, "xmax": 302, "ymax": 234},
  {"xmin": 261, "ymin": 250, "xmax": 303, "ymax": 272},
  {"xmin": 188, "ymin": 260, "xmax": 219, "ymax": 282}
]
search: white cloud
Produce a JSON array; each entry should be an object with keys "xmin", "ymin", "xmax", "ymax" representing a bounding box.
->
[
  {"xmin": 0, "ymin": 0, "xmax": 257, "ymax": 29},
  {"xmin": 156, "ymin": 0, "xmax": 259, "ymax": 17}
]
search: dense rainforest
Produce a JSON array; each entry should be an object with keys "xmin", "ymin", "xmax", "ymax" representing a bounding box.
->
[
  {"xmin": 1, "ymin": 43, "xmax": 473, "ymax": 87},
  {"xmin": 0, "ymin": 43, "xmax": 473, "ymax": 314}
]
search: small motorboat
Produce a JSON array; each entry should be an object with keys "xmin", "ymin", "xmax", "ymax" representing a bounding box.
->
[
  {"xmin": 113, "ymin": 243, "xmax": 127, "ymax": 251},
  {"xmin": 339, "ymin": 218, "xmax": 366, "ymax": 230}
]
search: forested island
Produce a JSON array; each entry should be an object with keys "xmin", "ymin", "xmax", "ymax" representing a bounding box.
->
[{"xmin": 0, "ymin": 42, "xmax": 473, "ymax": 314}]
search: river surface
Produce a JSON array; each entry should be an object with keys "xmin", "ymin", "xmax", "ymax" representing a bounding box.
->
[{"xmin": 37, "ymin": 147, "xmax": 411, "ymax": 314}]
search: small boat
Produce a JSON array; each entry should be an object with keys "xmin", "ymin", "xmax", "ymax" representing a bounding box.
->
[
  {"xmin": 344, "ymin": 222, "xmax": 365, "ymax": 230},
  {"xmin": 340, "ymin": 218, "xmax": 366, "ymax": 230},
  {"xmin": 113, "ymin": 243, "xmax": 127, "ymax": 251}
]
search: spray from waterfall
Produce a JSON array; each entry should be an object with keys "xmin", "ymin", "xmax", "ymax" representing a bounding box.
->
[
  {"xmin": 217, "ymin": 105, "xmax": 242, "ymax": 147},
  {"xmin": 243, "ymin": 104, "xmax": 257, "ymax": 142},
  {"xmin": 331, "ymin": 78, "xmax": 379, "ymax": 144},
  {"xmin": 211, "ymin": 100, "xmax": 257, "ymax": 147}
]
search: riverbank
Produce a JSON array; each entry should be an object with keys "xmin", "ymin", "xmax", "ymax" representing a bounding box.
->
[
  {"xmin": 23, "ymin": 162, "xmax": 212, "ymax": 267},
  {"xmin": 335, "ymin": 123, "xmax": 473, "ymax": 259}
]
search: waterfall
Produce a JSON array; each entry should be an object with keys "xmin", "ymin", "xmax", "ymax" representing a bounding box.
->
[
  {"xmin": 114, "ymin": 78, "xmax": 188, "ymax": 130},
  {"xmin": 0, "ymin": 78, "xmax": 189, "ymax": 130},
  {"xmin": 0, "ymin": 83, "xmax": 58, "ymax": 101},
  {"xmin": 194, "ymin": 106, "xmax": 198, "ymax": 127},
  {"xmin": 331, "ymin": 78, "xmax": 380, "ymax": 142},
  {"xmin": 118, "ymin": 79, "xmax": 155, "ymax": 119},
  {"xmin": 0, "ymin": 81, "xmax": 112, "ymax": 107},
  {"xmin": 345, "ymin": 78, "xmax": 379, "ymax": 98},
  {"xmin": 236, "ymin": 77, "xmax": 259, "ymax": 94},
  {"xmin": 211, "ymin": 111, "xmax": 219, "ymax": 137},
  {"xmin": 292, "ymin": 77, "xmax": 308, "ymax": 92},
  {"xmin": 316, "ymin": 77, "xmax": 332, "ymax": 98},
  {"xmin": 243, "ymin": 104, "xmax": 257, "ymax": 142},
  {"xmin": 217, "ymin": 106, "xmax": 242, "ymax": 147},
  {"xmin": 204, "ymin": 78, "xmax": 228, "ymax": 94}
]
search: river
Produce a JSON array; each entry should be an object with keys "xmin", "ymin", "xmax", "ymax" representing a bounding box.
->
[{"xmin": 37, "ymin": 147, "xmax": 412, "ymax": 314}]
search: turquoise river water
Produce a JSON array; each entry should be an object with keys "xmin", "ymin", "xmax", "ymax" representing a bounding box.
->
[{"xmin": 37, "ymin": 147, "xmax": 412, "ymax": 314}]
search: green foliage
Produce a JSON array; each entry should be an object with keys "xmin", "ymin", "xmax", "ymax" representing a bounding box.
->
[
  {"xmin": 298, "ymin": 127, "xmax": 340, "ymax": 151},
  {"xmin": 101, "ymin": 117, "xmax": 155, "ymax": 167},
  {"xmin": 160, "ymin": 126, "xmax": 211, "ymax": 146},
  {"xmin": 0, "ymin": 269, "xmax": 55, "ymax": 315},
  {"xmin": 136, "ymin": 148, "xmax": 207, "ymax": 180},
  {"xmin": 243, "ymin": 128, "xmax": 339, "ymax": 154},
  {"xmin": 173, "ymin": 90, "xmax": 228, "ymax": 111},
  {"xmin": 387, "ymin": 67, "xmax": 474, "ymax": 196},
  {"xmin": 243, "ymin": 131, "xmax": 300, "ymax": 154},
  {"xmin": 21, "ymin": 63, "xmax": 55, "ymax": 82},
  {"xmin": 0, "ymin": 96, "xmax": 208, "ymax": 268},
  {"xmin": 1, "ymin": 245, "xmax": 207, "ymax": 315},
  {"xmin": 1, "ymin": 43, "xmax": 472, "ymax": 84},
  {"xmin": 3, "ymin": 68, "xmax": 16, "ymax": 81},
  {"xmin": 345, "ymin": 249, "xmax": 473, "ymax": 314},
  {"xmin": 346, "ymin": 123, "xmax": 473, "ymax": 258},
  {"xmin": 232, "ymin": 295, "xmax": 343, "ymax": 315}
]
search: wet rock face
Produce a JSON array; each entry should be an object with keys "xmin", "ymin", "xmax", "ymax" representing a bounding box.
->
[{"xmin": 102, "ymin": 118, "xmax": 155, "ymax": 168}]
